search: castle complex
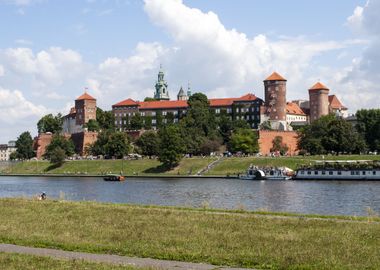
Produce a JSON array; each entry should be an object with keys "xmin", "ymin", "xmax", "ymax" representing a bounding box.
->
[
  {"xmin": 112, "ymin": 70, "xmax": 347, "ymax": 133},
  {"xmin": 33, "ymin": 69, "xmax": 348, "ymax": 158}
]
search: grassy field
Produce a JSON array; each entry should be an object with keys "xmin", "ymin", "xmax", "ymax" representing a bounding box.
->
[
  {"xmin": 0, "ymin": 252, "xmax": 149, "ymax": 270},
  {"xmin": 207, "ymin": 155, "xmax": 380, "ymax": 175},
  {"xmin": 0, "ymin": 199, "xmax": 379, "ymax": 270},
  {"xmin": 1, "ymin": 157, "xmax": 216, "ymax": 176},
  {"xmin": 1, "ymin": 155, "xmax": 379, "ymax": 176}
]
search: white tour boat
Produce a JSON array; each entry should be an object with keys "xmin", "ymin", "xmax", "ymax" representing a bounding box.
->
[
  {"xmin": 239, "ymin": 166, "xmax": 292, "ymax": 181},
  {"xmin": 293, "ymin": 160, "xmax": 380, "ymax": 180}
]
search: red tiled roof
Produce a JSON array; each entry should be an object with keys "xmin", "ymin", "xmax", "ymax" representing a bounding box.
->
[
  {"xmin": 209, "ymin": 98, "xmax": 235, "ymax": 107},
  {"xmin": 329, "ymin": 95, "xmax": 347, "ymax": 110},
  {"xmin": 309, "ymin": 82, "xmax": 329, "ymax": 91},
  {"xmin": 113, "ymin": 94, "xmax": 259, "ymax": 109},
  {"xmin": 139, "ymin": 100, "xmax": 188, "ymax": 110},
  {"xmin": 76, "ymin": 92, "xmax": 96, "ymax": 100},
  {"xmin": 286, "ymin": 102, "xmax": 306, "ymax": 115},
  {"xmin": 264, "ymin": 72, "xmax": 286, "ymax": 81},
  {"xmin": 113, "ymin": 98, "xmax": 139, "ymax": 107}
]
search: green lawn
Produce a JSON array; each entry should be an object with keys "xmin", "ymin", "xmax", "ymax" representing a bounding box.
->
[
  {"xmin": 207, "ymin": 155, "xmax": 380, "ymax": 175},
  {"xmin": 1, "ymin": 157, "xmax": 216, "ymax": 176},
  {"xmin": 0, "ymin": 252, "xmax": 149, "ymax": 270},
  {"xmin": 0, "ymin": 199, "xmax": 379, "ymax": 270}
]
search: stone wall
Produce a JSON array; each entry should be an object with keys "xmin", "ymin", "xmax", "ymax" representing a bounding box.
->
[
  {"xmin": 33, "ymin": 133, "xmax": 53, "ymax": 159},
  {"xmin": 258, "ymin": 130, "xmax": 299, "ymax": 155},
  {"xmin": 71, "ymin": 131, "xmax": 98, "ymax": 156}
]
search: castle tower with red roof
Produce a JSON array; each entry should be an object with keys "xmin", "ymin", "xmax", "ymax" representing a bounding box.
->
[
  {"xmin": 308, "ymin": 82, "xmax": 329, "ymax": 122},
  {"xmin": 75, "ymin": 91, "xmax": 97, "ymax": 126},
  {"xmin": 263, "ymin": 72, "xmax": 287, "ymax": 130}
]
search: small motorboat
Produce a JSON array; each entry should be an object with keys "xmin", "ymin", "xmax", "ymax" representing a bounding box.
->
[
  {"xmin": 103, "ymin": 174, "xmax": 125, "ymax": 181},
  {"xmin": 239, "ymin": 165, "xmax": 292, "ymax": 181}
]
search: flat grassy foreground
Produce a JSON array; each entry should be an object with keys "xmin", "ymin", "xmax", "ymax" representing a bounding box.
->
[
  {"xmin": 1, "ymin": 157, "xmax": 215, "ymax": 176},
  {"xmin": 207, "ymin": 155, "xmax": 380, "ymax": 175},
  {"xmin": 0, "ymin": 252, "xmax": 147, "ymax": 270},
  {"xmin": 0, "ymin": 199, "xmax": 379, "ymax": 269}
]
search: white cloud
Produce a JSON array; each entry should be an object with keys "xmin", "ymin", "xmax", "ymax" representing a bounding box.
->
[
  {"xmin": 0, "ymin": 87, "xmax": 46, "ymax": 122},
  {"xmin": 143, "ymin": 0, "xmax": 353, "ymax": 103},
  {"xmin": 0, "ymin": 65, "xmax": 4, "ymax": 76},
  {"xmin": 338, "ymin": 0, "xmax": 380, "ymax": 110},
  {"xmin": 86, "ymin": 42, "xmax": 167, "ymax": 106},
  {"xmin": 0, "ymin": 0, "xmax": 44, "ymax": 6}
]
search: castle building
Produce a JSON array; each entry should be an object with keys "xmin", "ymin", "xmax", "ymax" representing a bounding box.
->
[
  {"xmin": 308, "ymin": 82, "xmax": 330, "ymax": 122},
  {"xmin": 113, "ymin": 93, "xmax": 263, "ymax": 130},
  {"xmin": 263, "ymin": 72, "xmax": 288, "ymax": 130},
  {"xmin": 63, "ymin": 92, "xmax": 97, "ymax": 134},
  {"xmin": 154, "ymin": 67, "xmax": 170, "ymax": 100},
  {"xmin": 177, "ymin": 86, "xmax": 188, "ymax": 101}
]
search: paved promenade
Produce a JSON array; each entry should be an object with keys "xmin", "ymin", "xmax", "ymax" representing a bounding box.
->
[{"xmin": 0, "ymin": 243, "xmax": 254, "ymax": 270}]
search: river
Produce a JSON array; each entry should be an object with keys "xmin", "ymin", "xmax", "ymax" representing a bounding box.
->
[{"xmin": 0, "ymin": 176, "xmax": 379, "ymax": 216}]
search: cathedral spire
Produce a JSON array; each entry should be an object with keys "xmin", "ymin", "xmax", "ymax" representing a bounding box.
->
[{"xmin": 154, "ymin": 66, "xmax": 170, "ymax": 100}]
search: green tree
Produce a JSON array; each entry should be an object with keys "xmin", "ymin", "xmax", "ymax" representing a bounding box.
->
[
  {"xmin": 229, "ymin": 128, "xmax": 259, "ymax": 154},
  {"xmin": 105, "ymin": 132, "xmax": 131, "ymax": 158},
  {"xmin": 166, "ymin": 112, "xmax": 175, "ymax": 125},
  {"xmin": 44, "ymin": 134, "xmax": 75, "ymax": 160},
  {"xmin": 298, "ymin": 115, "xmax": 366, "ymax": 154},
  {"xmin": 85, "ymin": 119, "xmax": 100, "ymax": 132},
  {"xmin": 356, "ymin": 109, "xmax": 380, "ymax": 151},
  {"xmin": 15, "ymin": 131, "xmax": 35, "ymax": 160},
  {"xmin": 136, "ymin": 131, "xmax": 160, "ymax": 156},
  {"xmin": 96, "ymin": 107, "xmax": 115, "ymax": 131},
  {"xmin": 130, "ymin": 113, "xmax": 144, "ymax": 130},
  {"xmin": 259, "ymin": 120, "xmax": 272, "ymax": 130},
  {"xmin": 37, "ymin": 114, "xmax": 63, "ymax": 134},
  {"xmin": 270, "ymin": 136, "xmax": 289, "ymax": 155},
  {"xmin": 144, "ymin": 97, "xmax": 158, "ymax": 102},
  {"xmin": 158, "ymin": 125, "xmax": 184, "ymax": 168},
  {"xmin": 144, "ymin": 116, "xmax": 153, "ymax": 130},
  {"xmin": 90, "ymin": 131, "xmax": 131, "ymax": 158},
  {"xmin": 49, "ymin": 147, "xmax": 66, "ymax": 166},
  {"xmin": 199, "ymin": 139, "xmax": 221, "ymax": 155}
]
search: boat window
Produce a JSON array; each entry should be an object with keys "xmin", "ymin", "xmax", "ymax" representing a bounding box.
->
[
  {"xmin": 329, "ymin": 171, "xmax": 333, "ymax": 175},
  {"xmin": 337, "ymin": 171, "xmax": 342, "ymax": 175},
  {"xmin": 373, "ymin": 171, "xmax": 376, "ymax": 175},
  {"xmin": 301, "ymin": 171, "xmax": 304, "ymax": 175},
  {"xmin": 270, "ymin": 171, "xmax": 274, "ymax": 175},
  {"xmin": 351, "ymin": 171, "xmax": 355, "ymax": 175},
  {"xmin": 356, "ymin": 171, "xmax": 360, "ymax": 175},
  {"xmin": 314, "ymin": 171, "xmax": 318, "ymax": 175},
  {"xmin": 362, "ymin": 171, "xmax": 366, "ymax": 175},
  {"xmin": 307, "ymin": 171, "xmax": 311, "ymax": 175},
  {"xmin": 322, "ymin": 171, "xmax": 326, "ymax": 175}
]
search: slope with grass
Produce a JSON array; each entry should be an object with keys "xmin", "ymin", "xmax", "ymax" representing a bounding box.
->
[
  {"xmin": 0, "ymin": 199, "xmax": 379, "ymax": 270},
  {"xmin": 1, "ymin": 157, "xmax": 216, "ymax": 176}
]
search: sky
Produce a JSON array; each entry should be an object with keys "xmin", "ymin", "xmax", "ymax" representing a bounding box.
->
[{"xmin": 0, "ymin": 0, "xmax": 379, "ymax": 142}]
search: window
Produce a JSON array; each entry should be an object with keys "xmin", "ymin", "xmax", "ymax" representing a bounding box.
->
[
  {"xmin": 141, "ymin": 112, "xmax": 145, "ymax": 116},
  {"xmin": 337, "ymin": 171, "xmax": 342, "ymax": 175},
  {"xmin": 215, "ymin": 108, "xmax": 220, "ymax": 114},
  {"xmin": 236, "ymin": 108, "xmax": 239, "ymax": 113},
  {"xmin": 329, "ymin": 171, "xmax": 333, "ymax": 175},
  {"xmin": 322, "ymin": 171, "xmax": 326, "ymax": 175},
  {"xmin": 373, "ymin": 171, "xmax": 377, "ymax": 175},
  {"xmin": 151, "ymin": 111, "xmax": 156, "ymax": 116},
  {"xmin": 227, "ymin": 108, "xmax": 232, "ymax": 113},
  {"xmin": 362, "ymin": 171, "xmax": 366, "ymax": 175},
  {"xmin": 300, "ymin": 171, "xmax": 304, "ymax": 175},
  {"xmin": 307, "ymin": 171, "xmax": 311, "ymax": 175},
  {"xmin": 163, "ymin": 111, "xmax": 167, "ymax": 116},
  {"xmin": 152, "ymin": 119, "xmax": 156, "ymax": 124},
  {"xmin": 314, "ymin": 171, "xmax": 318, "ymax": 175}
]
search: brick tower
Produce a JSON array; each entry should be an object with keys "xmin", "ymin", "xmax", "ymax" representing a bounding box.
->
[
  {"xmin": 308, "ymin": 82, "xmax": 329, "ymax": 122},
  {"xmin": 75, "ymin": 92, "xmax": 97, "ymax": 126},
  {"xmin": 263, "ymin": 72, "xmax": 287, "ymax": 130}
]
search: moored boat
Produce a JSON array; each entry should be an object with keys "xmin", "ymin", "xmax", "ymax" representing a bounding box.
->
[
  {"xmin": 239, "ymin": 166, "xmax": 292, "ymax": 181},
  {"xmin": 293, "ymin": 160, "xmax": 380, "ymax": 180},
  {"xmin": 103, "ymin": 174, "xmax": 125, "ymax": 181}
]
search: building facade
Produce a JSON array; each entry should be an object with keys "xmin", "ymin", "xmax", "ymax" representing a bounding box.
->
[{"xmin": 0, "ymin": 141, "xmax": 16, "ymax": 161}]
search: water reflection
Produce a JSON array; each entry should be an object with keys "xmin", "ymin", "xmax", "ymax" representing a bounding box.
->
[{"xmin": 0, "ymin": 176, "xmax": 379, "ymax": 216}]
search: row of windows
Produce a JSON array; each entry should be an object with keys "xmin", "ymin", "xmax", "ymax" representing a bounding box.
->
[{"xmin": 301, "ymin": 171, "xmax": 378, "ymax": 176}]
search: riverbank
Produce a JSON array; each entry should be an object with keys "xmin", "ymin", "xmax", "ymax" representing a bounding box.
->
[
  {"xmin": 1, "ymin": 155, "xmax": 378, "ymax": 177},
  {"xmin": 0, "ymin": 198, "xmax": 379, "ymax": 269}
]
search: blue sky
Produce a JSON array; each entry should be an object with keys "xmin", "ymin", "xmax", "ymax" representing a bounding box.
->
[{"xmin": 0, "ymin": 0, "xmax": 378, "ymax": 141}]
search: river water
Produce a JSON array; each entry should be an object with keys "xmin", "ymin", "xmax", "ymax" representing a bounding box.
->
[{"xmin": 0, "ymin": 176, "xmax": 379, "ymax": 216}]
